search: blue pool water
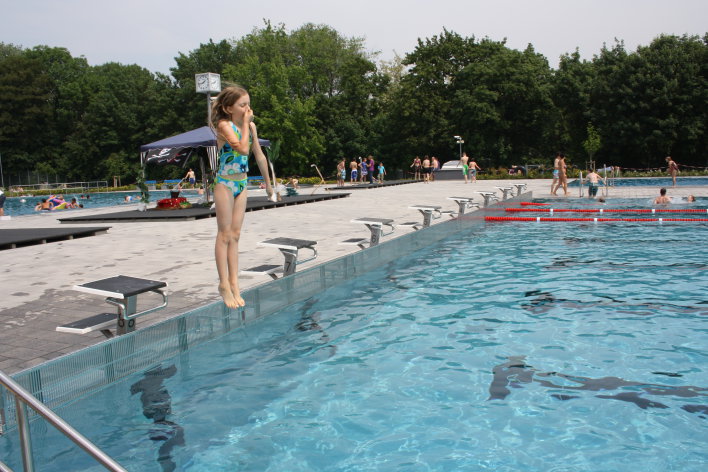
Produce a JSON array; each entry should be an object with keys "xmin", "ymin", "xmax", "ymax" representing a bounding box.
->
[
  {"xmin": 2, "ymin": 201, "xmax": 707, "ymax": 471},
  {"xmin": 570, "ymin": 176, "xmax": 708, "ymax": 187},
  {"xmin": 2, "ymin": 189, "xmax": 201, "ymax": 217}
]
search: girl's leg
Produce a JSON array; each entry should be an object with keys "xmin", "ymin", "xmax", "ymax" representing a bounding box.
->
[
  {"xmin": 227, "ymin": 188, "xmax": 248, "ymax": 306},
  {"xmin": 214, "ymin": 183, "xmax": 240, "ymax": 308}
]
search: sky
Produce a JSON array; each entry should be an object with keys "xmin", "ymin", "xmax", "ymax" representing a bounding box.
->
[{"xmin": 2, "ymin": 0, "xmax": 706, "ymax": 74}]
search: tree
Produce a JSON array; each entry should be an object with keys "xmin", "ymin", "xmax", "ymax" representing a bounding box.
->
[{"xmin": 582, "ymin": 123, "xmax": 601, "ymax": 169}]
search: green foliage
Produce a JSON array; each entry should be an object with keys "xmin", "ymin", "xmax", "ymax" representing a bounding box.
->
[
  {"xmin": 582, "ymin": 123, "xmax": 602, "ymax": 162},
  {"xmin": 0, "ymin": 31, "xmax": 706, "ymax": 184}
]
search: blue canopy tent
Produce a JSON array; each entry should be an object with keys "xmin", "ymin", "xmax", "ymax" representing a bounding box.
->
[
  {"xmin": 139, "ymin": 126, "xmax": 270, "ymax": 172},
  {"xmin": 139, "ymin": 126, "xmax": 271, "ymax": 200}
]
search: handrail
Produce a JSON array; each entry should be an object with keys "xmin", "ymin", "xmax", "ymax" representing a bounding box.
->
[{"xmin": 0, "ymin": 369, "xmax": 127, "ymax": 472}]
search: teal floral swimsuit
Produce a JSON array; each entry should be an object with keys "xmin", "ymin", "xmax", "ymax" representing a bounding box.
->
[{"xmin": 216, "ymin": 122, "xmax": 249, "ymax": 198}]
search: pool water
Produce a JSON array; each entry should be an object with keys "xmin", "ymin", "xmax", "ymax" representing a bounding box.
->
[
  {"xmin": 2, "ymin": 201, "xmax": 707, "ymax": 471},
  {"xmin": 569, "ymin": 176, "xmax": 708, "ymax": 187},
  {"xmin": 2, "ymin": 189, "xmax": 201, "ymax": 217}
]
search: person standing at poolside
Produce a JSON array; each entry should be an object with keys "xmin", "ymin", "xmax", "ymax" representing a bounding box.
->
[
  {"xmin": 211, "ymin": 85, "xmax": 274, "ymax": 309},
  {"xmin": 377, "ymin": 161, "xmax": 386, "ymax": 183},
  {"xmin": 666, "ymin": 156, "xmax": 679, "ymax": 187},
  {"xmin": 469, "ymin": 158, "xmax": 481, "ymax": 183},
  {"xmin": 184, "ymin": 168, "xmax": 196, "ymax": 188},
  {"xmin": 410, "ymin": 156, "xmax": 422, "ymax": 180},
  {"xmin": 552, "ymin": 154, "xmax": 568, "ymax": 196},
  {"xmin": 360, "ymin": 157, "xmax": 368, "ymax": 183},
  {"xmin": 422, "ymin": 155, "xmax": 432, "ymax": 183},
  {"xmin": 349, "ymin": 158, "xmax": 358, "ymax": 184},
  {"xmin": 367, "ymin": 156, "xmax": 376, "ymax": 184},
  {"xmin": 550, "ymin": 152, "xmax": 561, "ymax": 194},
  {"xmin": 337, "ymin": 159, "xmax": 346, "ymax": 187},
  {"xmin": 460, "ymin": 152, "xmax": 470, "ymax": 183},
  {"xmin": 431, "ymin": 156, "xmax": 439, "ymax": 182},
  {"xmin": 654, "ymin": 188, "xmax": 671, "ymax": 204}
]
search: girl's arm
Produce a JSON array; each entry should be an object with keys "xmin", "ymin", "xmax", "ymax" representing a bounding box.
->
[
  {"xmin": 249, "ymin": 122, "xmax": 274, "ymax": 198},
  {"xmin": 217, "ymin": 120, "xmax": 251, "ymax": 155}
]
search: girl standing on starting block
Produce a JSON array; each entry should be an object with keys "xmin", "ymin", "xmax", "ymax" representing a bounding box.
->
[{"xmin": 211, "ymin": 85, "xmax": 274, "ymax": 308}]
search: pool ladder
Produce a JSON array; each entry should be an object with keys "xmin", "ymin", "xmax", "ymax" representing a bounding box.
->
[{"xmin": 0, "ymin": 369, "xmax": 126, "ymax": 472}]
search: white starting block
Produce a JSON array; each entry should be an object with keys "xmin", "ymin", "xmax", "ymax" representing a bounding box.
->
[
  {"xmin": 447, "ymin": 197, "xmax": 480, "ymax": 216},
  {"xmin": 475, "ymin": 191, "xmax": 499, "ymax": 207},
  {"xmin": 408, "ymin": 205, "xmax": 442, "ymax": 228},
  {"xmin": 495, "ymin": 187, "xmax": 515, "ymax": 200},
  {"xmin": 242, "ymin": 237, "xmax": 318, "ymax": 279},
  {"xmin": 342, "ymin": 217, "xmax": 395, "ymax": 248}
]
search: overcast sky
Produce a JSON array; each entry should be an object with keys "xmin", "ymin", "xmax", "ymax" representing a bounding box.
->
[{"xmin": 3, "ymin": 0, "xmax": 706, "ymax": 74}]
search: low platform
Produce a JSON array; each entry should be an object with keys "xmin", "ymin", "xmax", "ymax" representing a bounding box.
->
[
  {"xmin": 58, "ymin": 193, "xmax": 351, "ymax": 223},
  {"xmin": 0, "ymin": 227, "xmax": 111, "ymax": 250},
  {"xmin": 325, "ymin": 180, "xmax": 418, "ymax": 191}
]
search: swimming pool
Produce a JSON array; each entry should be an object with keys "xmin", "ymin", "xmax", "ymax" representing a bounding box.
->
[
  {"xmin": 569, "ymin": 176, "xmax": 708, "ymax": 187},
  {"xmin": 1, "ymin": 200, "xmax": 706, "ymax": 471},
  {"xmin": 2, "ymin": 189, "xmax": 201, "ymax": 217}
]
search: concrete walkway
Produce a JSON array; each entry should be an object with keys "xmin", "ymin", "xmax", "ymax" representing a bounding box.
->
[{"xmin": 0, "ymin": 178, "xmax": 702, "ymax": 374}]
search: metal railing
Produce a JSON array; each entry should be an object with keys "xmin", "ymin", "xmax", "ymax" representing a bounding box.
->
[{"xmin": 0, "ymin": 369, "xmax": 126, "ymax": 472}]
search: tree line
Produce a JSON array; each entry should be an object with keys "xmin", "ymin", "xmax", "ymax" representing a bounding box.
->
[{"xmin": 0, "ymin": 23, "xmax": 705, "ymax": 184}]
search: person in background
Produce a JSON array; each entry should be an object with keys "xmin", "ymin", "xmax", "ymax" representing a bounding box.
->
[
  {"xmin": 585, "ymin": 169, "xmax": 602, "ymax": 198},
  {"xmin": 360, "ymin": 157, "xmax": 368, "ymax": 183},
  {"xmin": 469, "ymin": 158, "xmax": 481, "ymax": 183},
  {"xmin": 410, "ymin": 156, "xmax": 422, "ymax": 181},
  {"xmin": 550, "ymin": 152, "xmax": 561, "ymax": 194},
  {"xmin": 349, "ymin": 158, "xmax": 358, "ymax": 184},
  {"xmin": 377, "ymin": 162, "xmax": 386, "ymax": 183},
  {"xmin": 460, "ymin": 152, "xmax": 470, "ymax": 183},
  {"xmin": 665, "ymin": 156, "xmax": 679, "ymax": 187},
  {"xmin": 654, "ymin": 188, "xmax": 671, "ymax": 205},
  {"xmin": 367, "ymin": 156, "xmax": 376, "ymax": 184},
  {"xmin": 0, "ymin": 189, "xmax": 5, "ymax": 217},
  {"xmin": 431, "ymin": 156, "xmax": 439, "ymax": 182},
  {"xmin": 422, "ymin": 155, "xmax": 431, "ymax": 184},
  {"xmin": 337, "ymin": 159, "xmax": 346, "ymax": 187},
  {"xmin": 552, "ymin": 154, "xmax": 569, "ymax": 196},
  {"xmin": 184, "ymin": 168, "xmax": 196, "ymax": 188}
]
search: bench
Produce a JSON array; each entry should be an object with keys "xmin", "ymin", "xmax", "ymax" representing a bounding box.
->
[
  {"xmin": 446, "ymin": 197, "xmax": 480, "ymax": 216},
  {"xmin": 241, "ymin": 237, "xmax": 318, "ymax": 279},
  {"xmin": 341, "ymin": 218, "xmax": 395, "ymax": 248},
  {"xmin": 409, "ymin": 205, "xmax": 442, "ymax": 228},
  {"xmin": 475, "ymin": 191, "xmax": 499, "ymax": 207},
  {"xmin": 57, "ymin": 275, "xmax": 168, "ymax": 338}
]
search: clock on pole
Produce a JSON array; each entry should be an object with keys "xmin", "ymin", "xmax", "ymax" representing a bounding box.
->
[
  {"xmin": 195, "ymin": 73, "xmax": 221, "ymax": 94},
  {"xmin": 195, "ymin": 72, "xmax": 222, "ymax": 126}
]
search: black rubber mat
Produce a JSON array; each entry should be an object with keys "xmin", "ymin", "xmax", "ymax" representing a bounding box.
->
[
  {"xmin": 58, "ymin": 193, "xmax": 351, "ymax": 223},
  {"xmin": 0, "ymin": 227, "xmax": 111, "ymax": 250}
]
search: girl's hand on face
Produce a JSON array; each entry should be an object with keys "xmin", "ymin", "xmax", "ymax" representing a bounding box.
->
[{"xmin": 244, "ymin": 106, "xmax": 254, "ymax": 125}]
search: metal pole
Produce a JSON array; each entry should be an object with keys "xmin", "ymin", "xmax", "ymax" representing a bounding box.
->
[
  {"xmin": 207, "ymin": 93, "xmax": 212, "ymax": 126},
  {"xmin": 15, "ymin": 398, "xmax": 35, "ymax": 472},
  {"xmin": 0, "ymin": 153, "xmax": 4, "ymax": 189},
  {"xmin": 0, "ymin": 370, "xmax": 127, "ymax": 472}
]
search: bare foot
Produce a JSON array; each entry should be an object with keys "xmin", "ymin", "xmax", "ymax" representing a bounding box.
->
[
  {"xmin": 218, "ymin": 284, "xmax": 240, "ymax": 309},
  {"xmin": 230, "ymin": 285, "xmax": 246, "ymax": 307}
]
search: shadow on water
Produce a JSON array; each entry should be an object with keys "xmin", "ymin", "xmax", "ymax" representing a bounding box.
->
[
  {"xmin": 488, "ymin": 356, "xmax": 708, "ymax": 417},
  {"xmin": 130, "ymin": 364, "xmax": 184, "ymax": 472}
]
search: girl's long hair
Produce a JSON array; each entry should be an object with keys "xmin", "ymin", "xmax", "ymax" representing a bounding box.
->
[{"xmin": 210, "ymin": 85, "xmax": 248, "ymax": 135}]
